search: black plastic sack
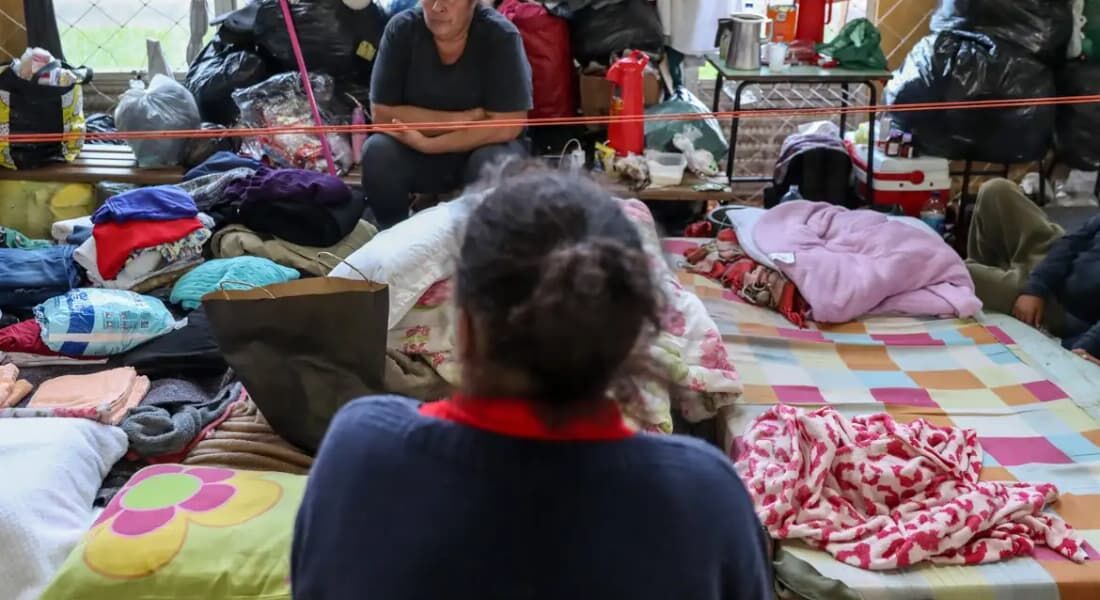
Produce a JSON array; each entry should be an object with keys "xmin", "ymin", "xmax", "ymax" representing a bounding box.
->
[
  {"xmin": 571, "ymin": 0, "xmax": 663, "ymax": 65},
  {"xmin": 254, "ymin": 0, "xmax": 359, "ymax": 76},
  {"xmin": 185, "ymin": 36, "xmax": 270, "ymax": 126},
  {"xmin": 1055, "ymin": 62, "xmax": 1100, "ymax": 169},
  {"xmin": 931, "ymin": 0, "xmax": 1072, "ymax": 60},
  {"xmin": 886, "ymin": 31, "xmax": 1055, "ymax": 163}
]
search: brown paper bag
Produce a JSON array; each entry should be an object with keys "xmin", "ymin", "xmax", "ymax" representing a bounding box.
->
[{"xmin": 202, "ymin": 278, "xmax": 388, "ymax": 454}]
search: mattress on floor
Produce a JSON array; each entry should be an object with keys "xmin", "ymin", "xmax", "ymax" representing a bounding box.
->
[{"xmin": 670, "ymin": 260, "xmax": 1100, "ymax": 600}]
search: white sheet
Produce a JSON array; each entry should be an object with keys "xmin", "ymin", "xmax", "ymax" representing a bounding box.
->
[{"xmin": 0, "ymin": 419, "xmax": 127, "ymax": 600}]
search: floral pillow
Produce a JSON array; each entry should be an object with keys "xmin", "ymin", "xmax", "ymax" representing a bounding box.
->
[{"xmin": 40, "ymin": 464, "xmax": 306, "ymax": 600}]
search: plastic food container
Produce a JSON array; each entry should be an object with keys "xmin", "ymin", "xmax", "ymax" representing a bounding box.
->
[{"xmin": 646, "ymin": 151, "xmax": 688, "ymax": 187}]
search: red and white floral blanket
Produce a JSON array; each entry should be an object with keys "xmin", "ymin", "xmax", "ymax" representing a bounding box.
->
[{"xmin": 735, "ymin": 405, "xmax": 1088, "ymax": 570}]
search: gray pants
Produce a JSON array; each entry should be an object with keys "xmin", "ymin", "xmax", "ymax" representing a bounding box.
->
[
  {"xmin": 360, "ymin": 134, "xmax": 527, "ymax": 228},
  {"xmin": 965, "ymin": 178, "xmax": 1069, "ymax": 333}
]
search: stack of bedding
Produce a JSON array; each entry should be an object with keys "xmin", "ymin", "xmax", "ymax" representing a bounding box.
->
[{"xmin": 669, "ymin": 247, "xmax": 1100, "ymax": 598}]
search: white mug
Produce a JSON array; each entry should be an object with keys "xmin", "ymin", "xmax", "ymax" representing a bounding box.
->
[{"xmin": 768, "ymin": 42, "xmax": 789, "ymax": 71}]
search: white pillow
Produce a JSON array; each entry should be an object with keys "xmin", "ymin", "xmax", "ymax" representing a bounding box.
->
[
  {"xmin": 330, "ymin": 192, "xmax": 485, "ymax": 329},
  {"xmin": 0, "ymin": 419, "xmax": 127, "ymax": 600}
]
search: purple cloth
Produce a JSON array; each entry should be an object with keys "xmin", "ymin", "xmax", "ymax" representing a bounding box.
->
[
  {"xmin": 222, "ymin": 167, "xmax": 362, "ymax": 247},
  {"xmin": 753, "ymin": 200, "xmax": 982, "ymax": 323},
  {"xmin": 91, "ymin": 186, "xmax": 198, "ymax": 224}
]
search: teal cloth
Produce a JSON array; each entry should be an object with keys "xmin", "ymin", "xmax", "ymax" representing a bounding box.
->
[
  {"xmin": 170, "ymin": 257, "xmax": 300, "ymax": 310},
  {"xmin": 0, "ymin": 226, "xmax": 52, "ymax": 249}
]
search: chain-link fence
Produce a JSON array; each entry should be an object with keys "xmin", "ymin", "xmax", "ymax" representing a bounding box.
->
[{"xmin": 55, "ymin": 0, "xmax": 206, "ymax": 71}]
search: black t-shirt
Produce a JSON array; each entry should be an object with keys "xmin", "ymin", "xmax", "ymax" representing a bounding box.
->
[{"xmin": 369, "ymin": 5, "xmax": 534, "ymax": 113}]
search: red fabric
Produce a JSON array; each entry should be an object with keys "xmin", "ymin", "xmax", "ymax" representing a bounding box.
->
[
  {"xmin": 93, "ymin": 217, "xmax": 205, "ymax": 280},
  {"xmin": 499, "ymin": 0, "xmax": 577, "ymax": 119},
  {"xmin": 420, "ymin": 395, "xmax": 633, "ymax": 441},
  {"xmin": 0, "ymin": 319, "xmax": 57, "ymax": 356}
]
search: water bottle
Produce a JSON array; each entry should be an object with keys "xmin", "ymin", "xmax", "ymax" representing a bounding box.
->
[
  {"xmin": 780, "ymin": 184, "xmax": 804, "ymax": 203},
  {"xmin": 920, "ymin": 191, "xmax": 947, "ymax": 235}
]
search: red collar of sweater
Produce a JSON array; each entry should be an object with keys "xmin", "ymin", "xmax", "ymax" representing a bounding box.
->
[{"xmin": 419, "ymin": 395, "xmax": 634, "ymax": 441}]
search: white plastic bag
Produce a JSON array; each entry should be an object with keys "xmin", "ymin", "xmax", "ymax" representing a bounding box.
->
[{"xmin": 115, "ymin": 74, "xmax": 201, "ymax": 167}]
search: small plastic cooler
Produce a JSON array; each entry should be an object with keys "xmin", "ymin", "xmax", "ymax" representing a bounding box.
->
[{"xmin": 844, "ymin": 140, "xmax": 951, "ymax": 217}]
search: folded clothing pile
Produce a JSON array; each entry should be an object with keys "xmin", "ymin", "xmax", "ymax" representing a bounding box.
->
[
  {"xmin": 27, "ymin": 367, "xmax": 149, "ymax": 425},
  {"xmin": 221, "ymin": 167, "xmax": 364, "ymax": 247},
  {"xmin": 72, "ymin": 186, "xmax": 212, "ymax": 292},
  {"xmin": 211, "ymin": 219, "xmax": 377, "ymax": 276},
  {"xmin": 0, "ymin": 245, "xmax": 82, "ymax": 310}
]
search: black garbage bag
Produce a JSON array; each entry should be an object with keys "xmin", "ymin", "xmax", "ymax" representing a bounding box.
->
[
  {"xmin": 254, "ymin": 0, "xmax": 359, "ymax": 76},
  {"xmin": 886, "ymin": 31, "xmax": 1055, "ymax": 164},
  {"xmin": 185, "ymin": 36, "xmax": 270, "ymax": 126},
  {"xmin": 931, "ymin": 0, "xmax": 1072, "ymax": 60},
  {"xmin": 1055, "ymin": 62, "xmax": 1100, "ymax": 169},
  {"xmin": 571, "ymin": 0, "xmax": 663, "ymax": 65},
  {"xmin": 181, "ymin": 123, "xmax": 242, "ymax": 169}
]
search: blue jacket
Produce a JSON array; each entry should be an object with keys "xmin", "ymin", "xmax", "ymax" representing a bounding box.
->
[{"xmin": 1024, "ymin": 215, "xmax": 1100, "ymax": 355}]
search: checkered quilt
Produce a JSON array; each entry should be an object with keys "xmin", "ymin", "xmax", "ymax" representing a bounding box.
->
[{"xmin": 664, "ymin": 238, "xmax": 1100, "ymax": 599}]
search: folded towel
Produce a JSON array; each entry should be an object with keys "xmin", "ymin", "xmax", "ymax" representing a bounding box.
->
[{"xmin": 29, "ymin": 367, "xmax": 149, "ymax": 425}]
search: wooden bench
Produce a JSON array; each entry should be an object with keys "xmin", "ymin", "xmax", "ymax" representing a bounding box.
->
[{"xmin": 0, "ymin": 144, "xmax": 742, "ymax": 203}]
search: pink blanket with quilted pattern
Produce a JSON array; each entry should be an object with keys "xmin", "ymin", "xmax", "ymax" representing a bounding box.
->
[{"xmin": 735, "ymin": 405, "xmax": 1087, "ymax": 570}]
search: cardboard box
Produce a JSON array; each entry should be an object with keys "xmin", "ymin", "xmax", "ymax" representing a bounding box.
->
[{"xmin": 578, "ymin": 69, "xmax": 662, "ymax": 118}]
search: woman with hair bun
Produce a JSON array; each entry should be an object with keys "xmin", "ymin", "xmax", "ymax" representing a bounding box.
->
[{"xmin": 292, "ymin": 170, "xmax": 772, "ymax": 600}]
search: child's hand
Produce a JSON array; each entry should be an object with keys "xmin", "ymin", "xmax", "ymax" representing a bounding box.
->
[
  {"xmin": 1012, "ymin": 294, "xmax": 1045, "ymax": 328},
  {"xmin": 1072, "ymin": 348, "xmax": 1100, "ymax": 366}
]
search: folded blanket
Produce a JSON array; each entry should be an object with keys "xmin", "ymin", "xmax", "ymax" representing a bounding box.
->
[
  {"xmin": 753, "ymin": 201, "xmax": 982, "ymax": 322},
  {"xmin": 93, "ymin": 217, "xmax": 205, "ymax": 280},
  {"xmin": 211, "ymin": 220, "xmax": 378, "ymax": 276},
  {"xmin": 76, "ymin": 227, "xmax": 209, "ymax": 291},
  {"xmin": 183, "ymin": 395, "xmax": 312, "ymax": 474},
  {"xmin": 735, "ymin": 405, "xmax": 1087, "ymax": 569},
  {"xmin": 29, "ymin": 367, "xmax": 149, "ymax": 425}
]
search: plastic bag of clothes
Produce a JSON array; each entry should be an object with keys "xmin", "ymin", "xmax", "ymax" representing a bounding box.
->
[
  {"xmin": 886, "ymin": 31, "xmax": 1055, "ymax": 164},
  {"xmin": 184, "ymin": 36, "xmax": 270, "ymax": 126},
  {"xmin": 500, "ymin": 0, "xmax": 577, "ymax": 119},
  {"xmin": 1055, "ymin": 61, "xmax": 1100, "ymax": 169},
  {"xmin": 181, "ymin": 123, "xmax": 241, "ymax": 169},
  {"xmin": 571, "ymin": 0, "xmax": 664, "ymax": 65},
  {"xmin": 232, "ymin": 72, "xmax": 354, "ymax": 174},
  {"xmin": 115, "ymin": 75, "xmax": 202, "ymax": 168},
  {"xmin": 931, "ymin": 0, "xmax": 1072, "ymax": 60},
  {"xmin": 35, "ymin": 289, "xmax": 183, "ymax": 357}
]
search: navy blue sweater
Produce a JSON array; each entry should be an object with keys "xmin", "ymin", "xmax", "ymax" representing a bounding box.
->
[
  {"xmin": 291, "ymin": 397, "xmax": 773, "ymax": 600},
  {"xmin": 1024, "ymin": 215, "xmax": 1100, "ymax": 354}
]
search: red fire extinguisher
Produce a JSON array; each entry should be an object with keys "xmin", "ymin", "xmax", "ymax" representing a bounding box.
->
[
  {"xmin": 795, "ymin": 0, "xmax": 834, "ymax": 46},
  {"xmin": 606, "ymin": 50, "xmax": 649, "ymax": 156}
]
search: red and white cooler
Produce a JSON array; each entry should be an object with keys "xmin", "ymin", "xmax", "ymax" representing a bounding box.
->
[{"xmin": 845, "ymin": 140, "xmax": 950, "ymax": 217}]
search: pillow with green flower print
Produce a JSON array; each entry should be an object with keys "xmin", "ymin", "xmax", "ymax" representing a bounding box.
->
[{"xmin": 41, "ymin": 464, "xmax": 306, "ymax": 600}]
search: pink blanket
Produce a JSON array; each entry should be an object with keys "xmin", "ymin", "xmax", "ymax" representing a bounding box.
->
[
  {"xmin": 735, "ymin": 405, "xmax": 1087, "ymax": 570},
  {"xmin": 753, "ymin": 201, "xmax": 981, "ymax": 323}
]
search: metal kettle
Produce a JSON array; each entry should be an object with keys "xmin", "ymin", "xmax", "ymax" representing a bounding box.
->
[{"xmin": 726, "ymin": 12, "xmax": 772, "ymax": 70}]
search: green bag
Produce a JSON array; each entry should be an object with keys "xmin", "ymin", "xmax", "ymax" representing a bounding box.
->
[
  {"xmin": 644, "ymin": 88, "xmax": 729, "ymax": 158},
  {"xmin": 816, "ymin": 18, "xmax": 888, "ymax": 70},
  {"xmin": 1085, "ymin": 0, "xmax": 1100, "ymax": 61}
]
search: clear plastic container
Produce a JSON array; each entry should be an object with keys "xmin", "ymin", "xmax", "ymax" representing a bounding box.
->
[{"xmin": 645, "ymin": 151, "xmax": 688, "ymax": 187}]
